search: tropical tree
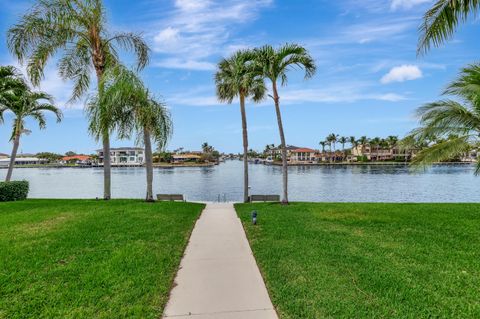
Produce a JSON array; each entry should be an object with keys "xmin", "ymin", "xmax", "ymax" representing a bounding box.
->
[
  {"xmin": 408, "ymin": 63, "xmax": 480, "ymax": 173},
  {"xmin": 1, "ymin": 66, "xmax": 27, "ymax": 105},
  {"xmin": 8, "ymin": 0, "xmax": 149, "ymax": 199},
  {"xmin": 339, "ymin": 136, "xmax": 347, "ymax": 151},
  {"xmin": 0, "ymin": 89, "xmax": 62, "ymax": 181},
  {"xmin": 359, "ymin": 136, "xmax": 369, "ymax": 150},
  {"xmin": 87, "ymin": 66, "xmax": 172, "ymax": 201},
  {"xmin": 370, "ymin": 137, "xmax": 382, "ymax": 161},
  {"xmin": 418, "ymin": 0, "xmax": 480, "ymax": 55},
  {"xmin": 349, "ymin": 136, "xmax": 357, "ymax": 149},
  {"xmin": 319, "ymin": 141, "xmax": 326, "ymax": 153},
  {"xmin": 254, "ymin": 44, "xmax": 316, "ymax": 204},
  {"xmin": 215, "ymin": 50, "xmax": 266, "ymax": 203},
  {"xmin": 386, "ymin": 135, "xmax": 399, "ymax": 148}
]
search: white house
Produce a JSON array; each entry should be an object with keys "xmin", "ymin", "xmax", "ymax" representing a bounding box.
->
[
  {"xmin": 0, "ymin": 157, "xmax": 48, "ymax": 167},
  {"xmin": 290, "ymin": 148, "xmax": 317, "ymax": 163},
  {"xmin": 96, "ymin": 147, "xmax": 145, "ymax": 166}
]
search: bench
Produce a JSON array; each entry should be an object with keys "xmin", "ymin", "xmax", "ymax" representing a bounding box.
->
[
  {"xmin": 156, "ymin": 194, "xmax": 185, "ymax": 201},
  {"xmin": 249, "ymin": 195, "xmax": 280, "ymax": 202}
]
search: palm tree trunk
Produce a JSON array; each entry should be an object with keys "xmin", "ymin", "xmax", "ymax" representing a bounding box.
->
[
  {"xmin": 272, "ymin": 81, "xmax": 288, "ymax": 204},
  {"xmin": 240, "ymin": 94, "xmax": 249, "ymax": 203},
  {"xmin": 102, "ymin": 132, "xmax": 111, "ymax": 200},
  {"xmin": 5, "ymin": 123, "xmax": 21, "ymax": 182},
  {"xmin": 143, "ymin": 127, "xmax": 154, "ymax": 202}
]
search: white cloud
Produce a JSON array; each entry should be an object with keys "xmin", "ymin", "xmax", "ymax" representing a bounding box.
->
[
  {"xmin": 391, "ymin": 0, "xmax": 432, "ymax": 10},
  {"xmin": 150, "ymin": 0, "xmax": 272, "ymax": 71},
  {"xmin": 381, "ymin": 65, "xmax": 423, "ymax": 84}
]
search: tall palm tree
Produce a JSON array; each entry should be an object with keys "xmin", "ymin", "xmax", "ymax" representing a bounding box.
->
[
  {"xmin": 409, "ymin": 63, "xmax": 480, "ymax": 173},
  {"xmin": 90, "ymin": 66, "xmax": 172, "ymax": 201},
  {"xmin": 8, "ymin": 0, "xmax": 149, "ymax": 199},
  {"xmin": 254, "ymin": 44, "xmax": 316, "ymax": 204},
  {"xmin": 418, "ymin": 0, "xmax": 480, "ymax": 55},
  {"xmin": 0, "ymin": 89, "xmax": 62, "ymax": 181},
  {"xmin": 319, "ymin": 141, "xmax": 326, "ymax": 153},
  {"xmin": 349, "ymin": 136, "xmax": 357, "ymax": 149},
  {"xmin": 215, "ymin": 50, "xmax": 266, "ymax": 203},
  {"xmin": 339, "ymin": 136, "xmax": 347, "ymax": 151},
  {"xmin": 326, "ymin": 133, "xmax": 338, "ymax": 162}
]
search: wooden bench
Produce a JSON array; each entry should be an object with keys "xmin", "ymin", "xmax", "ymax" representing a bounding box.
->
[
  {"xmin": 249, "ymin": 195, "xmax": 280, "ymax": 202},
  {"xmin": 156, "ymin": 194, "xmax": 185, "ymax": 201}
]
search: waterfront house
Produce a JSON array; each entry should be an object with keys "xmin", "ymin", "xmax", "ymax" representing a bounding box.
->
[
  {"xmin": 61, "ymin": 155, "xmax": 92, "ymax": 165},
  {"xmin": 172, "ymin": 154, "xmax": 202, "ymax": 163},
  {"xmin": 96, "ymin": 147, "xmax": 145, "ymax": 166},
  {"xmin": 352, "ymin": 145, "xmax": 417, "ymax": 161},
  {"xmin": 267, "ymin": 145, "xmax": 301, "ymax": 160},
  {"xmin": 290, "ymin": 148, "xmax": 317, "ymax": 163},
  {"xmin": 0, "ymin": 153, "xmax": 8, "ymax": 159},
  {"xmin": 0, "ymin": 157, "xmax": 48, "ymax": 167}
]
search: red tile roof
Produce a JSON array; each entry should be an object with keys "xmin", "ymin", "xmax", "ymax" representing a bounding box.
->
[
  {"xmin": 62, "ymin": 155, "xmax": 91, "ymax": 161},
  {"xmin": 292, "ymin": 148, "xmax": 316, "ymax": 153}
]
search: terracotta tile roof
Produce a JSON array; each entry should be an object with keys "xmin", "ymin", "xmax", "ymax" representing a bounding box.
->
[
  {"xmin": 62, "ymin": 155, "xmax": 91, "ymax": 161},
  {"xmin": 292, "ymin": 148, "xmax": 316, "ymax": 153}
]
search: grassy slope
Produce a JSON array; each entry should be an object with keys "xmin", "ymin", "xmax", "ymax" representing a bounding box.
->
[
  {"xmin": 0, "ymin": 199, "xmax": 204, "ymax": 319},
  {"xmin": 236, "ymin": 203, "xmax": 480, "ymax": 319}
]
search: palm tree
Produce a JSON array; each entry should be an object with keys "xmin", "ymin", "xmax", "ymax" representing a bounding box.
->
[
  {"xmin": 418, "ymin": 0, "xmax": 480, "ymax": 55},
  {"xmin": 90, "ymin": 66, "xmax": 172, "ymax": 201},
  {"xmin": 409, "ymin": 63, "xmax": 480, "ymax": 173},
  {"xmin": 8, "ymin": 0, "xmax": 149, "ymax": 199},
  {"xmin": 386, "ymin": 135, "xmax": 399, "ymax": 148},
  {"xmin": 370, "ymin": 137, "xmax": 382, "ymax": 161},
  {"xmin": 359, "ymin": 136, "xmax": 369, "ymax": 151},
  {"xmin": 339, "ymin": 136, "xmax": 347, "ymax": 151},
  {"xmin": 326, "ymin": 133, "xmax": 338, "ymax": 162},
  {"xmin": 319, "ymin": 141, "xmax": 326, "ymax": 153},
  {"xmin": 0, "ymin": 89, "xmax": 62, "ymax": 181},
  {"xmin": 215, "ymin": 50, "xmax": 266, "ymax": 203},
  {"xmin": 1, "ymin": 66, "xmax": 27, "ymax": 104},
  {"xmin": 349, "ymin": 136, "xmax": 357, "ymax": 150},
  {"xmin": 254, "ymin": 44, "xmax": 316, "ymax": 204}
]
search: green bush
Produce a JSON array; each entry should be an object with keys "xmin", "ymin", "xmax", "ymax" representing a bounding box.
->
[{"xmin": 0, "ymin": 181, "xmax": 29, "ymax": 202}]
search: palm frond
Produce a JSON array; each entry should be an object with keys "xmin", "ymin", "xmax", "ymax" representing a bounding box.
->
[
  {"xmin": 418, "ymin": 0, "xmax": 480, "ymax": 55},
  {"xmin": 411, "ymin": 135, "xmax": 472, "ymax": 169},
  {"xmin": 107, "ymin": 32, "xmax": 150, "ymax": 70}
]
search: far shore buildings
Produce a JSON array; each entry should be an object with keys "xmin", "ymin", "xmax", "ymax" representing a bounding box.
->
[
  {"xmin": 0, "ymin": 153, "xmax": 8, "ymax": 159},
  {"xmin": 60, "ymin": 155, "xmax": 92, "ymax": 165},
  {"xmin": 172, "ymin": 153, "xmax": 202, "ymax": 163},
  {"xmin": 0, "ymin": 157, "xmax": 48, "ymax": 167},
  {"xmin": 265, "ymin": 144, "xmax": 421, "ymax": 164},
  {"xmin": 96, "ymin": 147, "xmax": 145, "ymax": 166}
]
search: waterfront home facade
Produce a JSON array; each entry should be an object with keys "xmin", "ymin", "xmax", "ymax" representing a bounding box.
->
[
  {"xmin": 290, "ymin": 148, "xmax": 317, "ymax": 163},
  {"xmin": 0, "ymin": 153, "xmax": 8, "ymax": 159},
  {"xmin": 172, "ymin": 154, "xmax": 202, "ymax": 163},
  {"xmin": 268, "ymin": 145, "xmax": 300, "ymax": 160},
  {"xmin": 61, "ymin": 155, "xmax": 92, "ymax": 165},
  {"xmin": 352, "ymin": 145, "xmax": 418, "ymax": 161},
  {"xmin": 0, "ymin": 157, "xmax": 48, "ymax": 167},
  {"xmin": 96, "ymin": 147, "xmax": 144, "ymax": 166}
]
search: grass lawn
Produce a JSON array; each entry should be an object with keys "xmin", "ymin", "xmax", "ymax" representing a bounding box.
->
[
  {"xmin": 0, "ymin": 199, "xmax": 204, "ymax": 319},
  {"xmin": 236, "ymin": 203, "xmax": 480, "ymax": 318}
]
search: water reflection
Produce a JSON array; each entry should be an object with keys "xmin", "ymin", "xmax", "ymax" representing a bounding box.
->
[{"xmin": 0, "ymin": 160, "xmax": 477, "ymax": 202}]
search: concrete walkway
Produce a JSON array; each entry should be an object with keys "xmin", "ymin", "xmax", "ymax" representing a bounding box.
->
[{"xmin": 163, "ymin": 203, "xmax": 278, "ymax": 319}]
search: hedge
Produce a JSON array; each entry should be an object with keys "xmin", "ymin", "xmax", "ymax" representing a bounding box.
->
[{"xmin": 0, "ymin": 181, "xmax": 29, "ymax": 202}]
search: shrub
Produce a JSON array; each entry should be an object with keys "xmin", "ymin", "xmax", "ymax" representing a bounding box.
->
[{"xmin": 0, "ymin": 181, "xmax": 29, "ymax": 202}]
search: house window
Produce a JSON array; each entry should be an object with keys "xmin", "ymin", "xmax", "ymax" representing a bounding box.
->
[{"xmin": 130, "ymin": 157, "xmax": 135, "ymax": 161}]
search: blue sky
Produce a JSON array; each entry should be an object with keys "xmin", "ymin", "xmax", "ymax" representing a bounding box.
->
[{"xmin": 0, "ymin": 0, "xmax": 479, "ymax": 155}]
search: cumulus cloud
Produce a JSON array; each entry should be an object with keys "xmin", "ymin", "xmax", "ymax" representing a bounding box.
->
[
  {"xmin": 381, "ymin": 65, "xmax": 423, "ymax": 84},
  {"xmin": 390, "ymin": 0, "xmax": 432, "ymax": 10}
]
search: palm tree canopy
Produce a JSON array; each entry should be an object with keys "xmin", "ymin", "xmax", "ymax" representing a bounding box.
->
[
  {"xmin": 418, "ymin": 0, "xmax": 480, "ymax": 55},
  {"xmin": 0, "ymin": 89, "xmax": 62, "ymax": 140},
  {"xmin": 0, "ymin": 66, "xmax": 29, "ymax": 123},
  {"xmin": 7, "ymin": 0, "xmax": 150, "ymax": 102},
  {"xmin": 409, "ymin": 63, "xmax": 480, "ymax": 173},
  {"xmin": 215, "ymin": 50, "xmax": 266, "ymax": 103},
  {"xmin": 87, "ymin": 65, "xmax": 172, "ymax": 148},
  {"xmin": 254, "ymin": 43, "xmax": 316, "ymax": 85}
]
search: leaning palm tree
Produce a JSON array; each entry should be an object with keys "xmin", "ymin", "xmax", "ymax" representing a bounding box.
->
[
  {"xmin": 409, "ymin": 63, "xmax": 480, "ymax": 173},
  {"xmin": 418, "ymin": 0, "xmax": 480, "ymax": 55},
  {"xmin": 87, "ymin": 66, "xmax": 172, "ymax": 201},
  {"xmin": 254, "ymin": 44, "xmax": 316, "ymax": 203},
  {"xmin": 0, "ymin": 89, "xmax": 62, "ymax": 181},
  {"xmin": 8, "ymin": 0, "xmax": 149, "ymax": 199},
  {"xmin": 215, "ymin": 50, "xmax": 266, "ymax": 203}
]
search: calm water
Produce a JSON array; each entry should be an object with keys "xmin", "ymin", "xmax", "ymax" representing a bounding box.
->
[{"xmin": 0, "ymin": 160, "xmax": 478, "ymax": 202}]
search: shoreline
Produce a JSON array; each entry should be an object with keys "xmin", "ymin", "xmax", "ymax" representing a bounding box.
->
[
  {"xmin": 0, "ymin": 162, "xmax": 218, "ymax": 169},
  {"xmin": 264, "ymin": 161, "xmax": 475, "ymax": 166}
]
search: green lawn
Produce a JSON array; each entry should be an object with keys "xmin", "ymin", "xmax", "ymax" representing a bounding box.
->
[
  {"xmin": 0, "ymin": 199, "xmax": 204, "ymax": 319},
  {"xmin": 235, "ymin": 203, "xmax": 480, "ymax": 318}
]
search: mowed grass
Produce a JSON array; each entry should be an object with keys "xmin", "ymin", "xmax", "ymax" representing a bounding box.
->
[
  {"xmin": 0, "ymin": 199, "xmax": 204, "ymax": 319},
  {"xmin": 235, "ymin": 203, "xmax": 480, "ymax": 318}
]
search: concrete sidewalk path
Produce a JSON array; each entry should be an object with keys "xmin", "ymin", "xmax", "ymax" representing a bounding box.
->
[{"xmin": 163, "ymin": 203, "xmax": 278, "ymax": 319}]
